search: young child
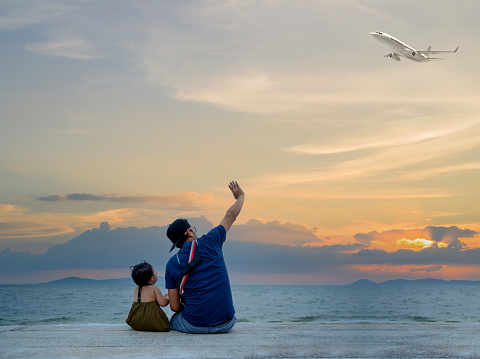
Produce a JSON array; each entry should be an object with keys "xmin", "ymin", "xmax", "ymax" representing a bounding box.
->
[{"xmin": 126, "ymin": 261, "xmax": 170, "ymax": 331}]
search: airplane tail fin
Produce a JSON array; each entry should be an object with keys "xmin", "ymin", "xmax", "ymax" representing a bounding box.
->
[
  {"xmin": 418, "ymin": 46, "xmax": 459, "ymax": 55},
  {"xmin": 422, "ymin": 45, "xmax": 445, "ymax": 60},
  {"xmin": 425, "ymin": 46, "xmax": 432, "ymax": 58}
]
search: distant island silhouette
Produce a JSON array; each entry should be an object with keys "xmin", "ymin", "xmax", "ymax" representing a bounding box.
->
[
  {"xmin": 39, "ymin": 277, "xmax": 134, "ymax": 285},
  {"xmin": 3, "ymin": 276, "xmax": 480, "ymax": 286},
  {"xmin": 349, "ymin": 278, "xmax": 480, "ymax": 286}
]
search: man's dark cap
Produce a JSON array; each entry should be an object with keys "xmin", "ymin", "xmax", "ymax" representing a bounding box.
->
[{"xmin": 167, "ymin": 219, "xmax": 191, "ymax": 252}]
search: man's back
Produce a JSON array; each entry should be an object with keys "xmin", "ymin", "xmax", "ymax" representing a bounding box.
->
[
  {"xmin": 165, "ymin": 225, "xmax": 234, "ymax": 326},
  {"xmin": 165, "ymin": 181, "xmax": 244, "ymax": 333}
]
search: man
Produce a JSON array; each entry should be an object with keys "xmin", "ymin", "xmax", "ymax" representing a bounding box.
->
[{"xmin": 165, "ymin": 181, "xmax": 245, "ymax": 333}]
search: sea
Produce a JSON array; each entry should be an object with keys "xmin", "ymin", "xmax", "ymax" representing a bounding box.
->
[{"xmin": 1, "ymin": 284, "xmax": 480, "ymax": 327}]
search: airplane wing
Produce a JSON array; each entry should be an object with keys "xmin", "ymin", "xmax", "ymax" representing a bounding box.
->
[{"xmin": 417, "ymin": 47, "xmax": 459, "ymax": 55}]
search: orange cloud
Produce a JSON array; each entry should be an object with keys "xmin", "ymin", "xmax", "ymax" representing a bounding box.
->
[
  {"xmin": 355, "ymin": 226, "xmax": 479, "ymax": 252},
  {"xmin": 396, "ymin": 238, "xmax": 435, "ymax": 251},
  {"xmin": 0, "ymin": 204, "xmax": 75, "ymax": 239},
  {"xmin": 1, "ymin": 190, "xmax": 224, "ymax": 245},
  {"xmin": 348, "ymin": 264, "xmax": 480, "ymax": 281}
]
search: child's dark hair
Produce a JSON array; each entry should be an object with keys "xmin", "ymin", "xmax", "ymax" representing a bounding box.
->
[{"xmin": 130, "ymin": 261, "xmax": 154, "ymax": 287}]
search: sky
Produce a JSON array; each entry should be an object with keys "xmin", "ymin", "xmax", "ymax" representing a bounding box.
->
[{"xmin": 1, "ymin": 0, "xmax": 480, "ymax": 284}]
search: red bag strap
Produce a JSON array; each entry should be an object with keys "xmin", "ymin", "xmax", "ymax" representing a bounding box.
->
[{"xmin": 179, "ymin": 240, "xmax": 197, "ymax": 295}]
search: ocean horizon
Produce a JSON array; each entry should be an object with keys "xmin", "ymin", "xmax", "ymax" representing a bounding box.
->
[
  {"xmin": 4, "ymin": 275, "xmax": 480, "ymax": 286},
  {"xmin": 2, "ymin": 282, "xmax": 480, "ymax": 327}
]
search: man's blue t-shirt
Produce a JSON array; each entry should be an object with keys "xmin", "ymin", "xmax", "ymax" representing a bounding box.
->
[{"xmin": 165, "ymin": 225, "xmax": 235, "ymax": 327}]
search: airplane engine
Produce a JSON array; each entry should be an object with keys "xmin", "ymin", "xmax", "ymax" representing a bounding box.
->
[{"xmin": 384, "ymin": 53, "xmax": 400, "ymax": 61}]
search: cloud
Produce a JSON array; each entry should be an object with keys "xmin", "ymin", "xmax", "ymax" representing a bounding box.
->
[
  {"xmin": 227, "ymin": 218, "xmax": 323, "ymax": 246},
  {"xmin": 25, "ymin": 38, "xmax": 103, "ymax": 60},
  {"xmin": 37, "ymin": 195, "xmax": 65, "ymax": 201},
  {"xmin": 283, "ymin": 120, "xmax": 480, "ymax": 155},
  {"xmin": 396, "ymin": 238, "xmax": 435, "ymax": 251},
  {"xmin": 408, "ymin": 265, "xmax": 444, "ymax": 273},
  {"xmin": 253, "ymin": 119, "xmax": 480, "ymax": 190},
  {"xmin": 36, "ymin": 192, "xmax": 205, "ymax": 209},
  {"xmin": 1, "ymin": 1, "xmax": 478, "ymax": 107},
  {"xmin": 0, "ymin": 217, "xmax": 215, "ymax": 273},
  {"xmin": 2, "ymin": 219, "xmax": 480, "ymax": 285},
  {"xmin": 0, "ymin": 204, "xmax": 75, "ymax": 240},
  {"xmin": 0, "ymin": 2, "xmax": 103, "ymax": 60},
  {"xmin": 1, "ymin": 191, "xmax": 221, "ymax": 253},
  {"xmin": 0, "ymin": 2, "xmax": 75, "ymax": 30},
  {"xmin": 0, "ymin": 204, "xmax": 161, "ymax": 252},
  {"xmin": 3, "ymin": 1, "xmax": 479, "ymax": 119},
  {"xmin": 130, "ymin": 2, "xmax": 460, "ymax": 116},
  {"xmin": 355, "ymin": 226, "xmax": 478, "ymax": 250},
  {"xmin": 426, "ymin": 226, "xmax": 476, "ymax": 249},
  {"xmin": 400, "ymin": 162, "xmax": 480, "ymax": 181},
  {"xmin": 2, "ymin": 1, "xmax": 480, "ymax": 283},
  {"xmin": 352, "ymin": 245, "xmax": 480, "ymax": 266}
]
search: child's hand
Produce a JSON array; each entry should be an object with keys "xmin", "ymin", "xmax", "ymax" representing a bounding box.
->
[{"xmin": 164, "ymin": 293, "xmax": 169, "ymax": 301}]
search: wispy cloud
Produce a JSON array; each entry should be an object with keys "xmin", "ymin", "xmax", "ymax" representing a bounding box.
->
[
  {"xmin": 400, "ymin": 162, "xmax": 480, "ymax": 181},
  {"xmin": 408, "ymin": 265, "xmax": 445, "ymax": 273},
  {"xmin": 284, "ymin": 120, "xmax": 480, "ymax": 155},
  {"xmin": 36, "ymin": 192, "xmax": 201, "ymax": 207},
  {"xmin": 252, "ymin": 119, "xmax": 480, "ymax": 190},
  {"xmin": 0, "ymin": 202, "xmax": 191, "ymax": 244},
  {"xmin": 2, "ymin": 1, "xmax": 478, "ymax": 116},
  {"xmin": 0, "ymin": 204, "xmax": 75, "ymax": 240},
  {"xmin": 25, "ymin": 38, "xmax": 103, "ymax": 60},
  {"xmin": 0, "ymin": 2, "xmax": 75, "ymax": 30},
  {"xmin": 38, "ymin": 190, "xmax": 222, "ymax": 206},
  {"xmin": 0, "ymin": 191, "xmax": 225, "ymax": 246}
]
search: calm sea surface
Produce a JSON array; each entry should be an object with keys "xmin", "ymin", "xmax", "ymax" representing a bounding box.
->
[{"xmin": 1, "ymin": 285, "xmax": 480, "ymax": 326}]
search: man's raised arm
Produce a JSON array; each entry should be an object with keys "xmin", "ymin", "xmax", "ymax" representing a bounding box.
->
[{"xmin": 219, "ymin": 181, "xmax": 245, "ymax": 233}]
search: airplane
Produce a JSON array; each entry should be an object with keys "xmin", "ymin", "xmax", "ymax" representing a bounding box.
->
[{"xmin": 369, "ymin": 31, "xmax": 458, "ymax": 62}]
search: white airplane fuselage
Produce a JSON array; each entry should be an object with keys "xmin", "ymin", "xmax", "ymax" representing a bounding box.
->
[
  {"xmin": 369, "ymin": 32, "xmax": 428, "ymax": 62},
  {"xmin": 369, "ymin": 31, "xmax": 458, "ymax": 63}
]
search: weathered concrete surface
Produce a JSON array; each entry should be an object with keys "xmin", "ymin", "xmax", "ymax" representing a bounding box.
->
[{"xmin": 1, "ymin": 322, "xmax": 480, "ymax": 358}]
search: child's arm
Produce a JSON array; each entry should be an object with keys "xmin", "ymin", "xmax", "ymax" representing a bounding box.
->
[{"xmin": 153, "ymin": 286, "xmax": 169, "ymax": 307}]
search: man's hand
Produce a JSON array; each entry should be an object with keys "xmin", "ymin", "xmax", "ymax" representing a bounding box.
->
[
  {"xmin": 220, "ymin": 181, "xmax": 245, "ymax": 233},
  {"xmin": 228, "ymin": 181, "xmax": 244, "ymax": 200}
]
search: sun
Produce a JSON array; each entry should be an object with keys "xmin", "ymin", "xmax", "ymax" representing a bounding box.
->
[{"xmin": 396, "ymin": 238, "xmax": 434, "ymax": 251}]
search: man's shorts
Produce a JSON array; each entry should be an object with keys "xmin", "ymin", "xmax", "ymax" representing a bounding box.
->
[{"xmin": 170, "ymin": 311, "xmax": 236, "ymax": 334}]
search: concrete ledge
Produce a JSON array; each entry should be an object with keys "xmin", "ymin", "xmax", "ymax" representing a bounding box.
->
[{"xmin": 2, "ymin": 322, "xmax": 480, "ymax": 358}]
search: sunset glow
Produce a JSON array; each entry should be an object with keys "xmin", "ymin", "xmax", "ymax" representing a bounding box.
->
[
  {"xmin": 1, "ymin": 1, "xmax": 480, "ymax": 284},
  {"xmin": 396, "ymin": 238, "xmax": 435, "ymax": 251}
]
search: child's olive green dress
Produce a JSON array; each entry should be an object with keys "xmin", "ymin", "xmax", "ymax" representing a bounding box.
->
[{"xmin": 125, "ymin": 287, "xmax": 170, "ymax": 332}]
